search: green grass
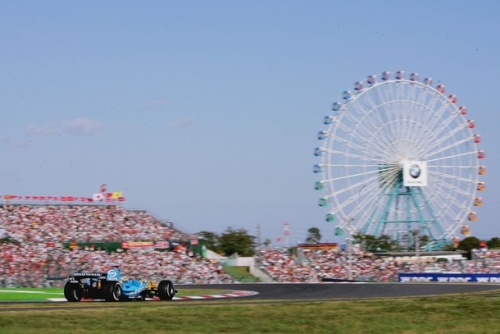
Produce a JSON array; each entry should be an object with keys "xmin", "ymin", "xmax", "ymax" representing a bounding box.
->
[
  {"xmin": 0, "ymin": 288, "xmax": 229, "ymax": 301},
  {"xmin": 0, "ymin": 294, "xmax": 499, "ymax": 333},
  {"xmin": 224, "ymin": 266, "xmax": 259, "ymax": 282},
  {"xmin": 0, "ymin": 288, "xmax": 64, "ymax": 301}
]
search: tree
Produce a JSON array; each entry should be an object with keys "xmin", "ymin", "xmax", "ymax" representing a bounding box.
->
[
  {"xmin": 218, "ymin": 227, "xmax": 256, "ymax": 257},
  {"xmin": 487, "ymin": 237, "xmax": 500, "ymax": 249},
  {"xmin": 263, "ymin": 238, "xmax": 272, "ymax": 249},
  {"xmin": 458, "ymin": 236, "xmax": 480, "ymax": 251},
  {"xmin": 419, "ymin": 235, "xmax": 430, "ymax": 248},
  {"xmin": 196, "ymin": 230, "xmax": 219, "ymax": 251},
  {"xmin": 457, "ymin": 236, "xmax": 481, "ymax": 259},
  {"xmin": 352, "ymin": 233, "xmax": 397, "ymax": 252},
  {"xmin": 305, "ymin": 227, "xmax": 322, "ymax": 244}
]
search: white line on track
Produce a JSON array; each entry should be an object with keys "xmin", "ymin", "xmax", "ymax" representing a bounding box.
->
[
  {"xmin": 0, "ymin": 290, "xmax": 63, "ymax": 295},
  {"xmin": 48, "ymin": 290, "xmax": 259, "ymax": 302}
]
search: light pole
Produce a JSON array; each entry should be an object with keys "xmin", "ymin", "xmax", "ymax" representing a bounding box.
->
[
  {"xmin": 347, "ymin": 237, "xmax": 353, "ymax": 280},
  {"xmin": 413, "ymin": 229, "xmax": 420, "ymax": 272}
]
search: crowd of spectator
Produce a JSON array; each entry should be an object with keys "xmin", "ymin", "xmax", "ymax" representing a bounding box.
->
[
  {"xmin": 0, "ymin": 204, "xmax": 184, "ymax": 243},
  {"xmin": 255, "ymin": 247, "xmax": 398, "ymax": 282},
  {"xmin": 2, "ymin": 204, "xmax": 500, "ymax": 287},
  {"xmin": 0, "ymin": 204, "xmax": 234, "ymax": 287},
  {"xmin": 255, "ymin": 246, "xmax": 500, "ymax": 283}
]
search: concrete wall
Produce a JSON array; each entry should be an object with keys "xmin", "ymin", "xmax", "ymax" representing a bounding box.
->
[{"xmin": 224, "ymin": 256, "xmax": 274, "ymax": 283}]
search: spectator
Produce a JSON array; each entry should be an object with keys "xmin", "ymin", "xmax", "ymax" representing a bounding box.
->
[{"xmin": 0, "ymin": 204, "xmax": 233, "ymax": 287}]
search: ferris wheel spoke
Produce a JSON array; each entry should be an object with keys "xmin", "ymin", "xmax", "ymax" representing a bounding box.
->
[
  {"xmin": 422, "ymin": 109, "xmax": 466, "ymax": 151},
  {"xmin": 352, "ymin": 89, "xmax": 408, "ymax": 147},
  {"xmin": 427, "ymin": 150, "xmax": 478, "ymax": 163},
  {"xmin": 378, "ymin": 167, "xmax": 400, "ymax": 184},
  {"xmin": 433, "ymin": 165, "xmax": 478, "ymax": 170},
  {"xmin": 431, "ymin": 170, "xmax": 477, "ymax": 191},
  {"xmin": 326, "ymin": 174, "xmax": 382, "ymax": 201},
  {"xmin": 364, "ymin": 131, "xmax": 399, "ymax": 157},
  {"xmin": 429, "ymin": 178, "xmax": 468, "ymax": 207},
  {"xmin": 427, "ymin": 141, "xmax": 475, "ymax": 160},
  {"xmin": 351, "ymin": 186, "xmax": 392, "ymax": 230},
  {"xmin": 322, "ymin": 147, "xmax": 385, "ymax": 163},
  {"xmin": 331, "ymin": 179, "xmax": 381, "ymax": 219},
  {"xmin": 330, "ymin": 135, "xmax": 379, "ymax": 159},
  {"xmin": 366, "ymin": 85, "xmax": 397, "ymax": 130},
  {"xmin": 405, "ymin": 102, "xmax": 434, "ymax": 141},
  {"xmin": 342, "ymin": 108, "xmax": 391, "ymax": 145},
  {"xmin": 421, "ymin": 102, "xmax": 451, "ymax": 132},
  {"xmin": 418, "ymin": 88, "xmax": 454, "ymax": 131},
  {"xmin": 427, "ymin": 186, "xmax": 470, "ymax": 228},
  {"xmin": 426, "ymin": 130, "xmax": 473, "ymax": 157},
  {"xmin": 330, "ymin": 193, "xmax": 367, "ymax": 220},
  {"xmin": 336, "ymin": 173, "xmax": 400, "ymax": 232},
  {"xmin": 436, "ymin": 179, "xmax": 472, "ymax": 202},
  {"xmin": 323, "ymin": 168, "xmax": 381, "ymax": 184},
  {"xmin": 332, "ymin": 118, "xmax": 389, "ymax": 151},
  {"xmin": 374, "ymin": 103, "xmax": 405, "ymax": 147}
]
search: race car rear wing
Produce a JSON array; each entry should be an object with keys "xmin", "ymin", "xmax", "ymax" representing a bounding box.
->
[
  {"xmin": 69, "ymin": 269, "xmax": 122, "ymax": 281},
  {"xmin": 69, "ymin": 272, "xmax": 106, "ymax": 280}
]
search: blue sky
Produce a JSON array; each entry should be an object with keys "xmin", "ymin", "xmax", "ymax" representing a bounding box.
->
[{"xmin": 0, "ymin": 1, "xmax": 499, "ymax": 245}]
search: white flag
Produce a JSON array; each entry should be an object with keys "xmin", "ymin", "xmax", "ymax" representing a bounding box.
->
[{"xmin": 93, "ymin": 193, "xmax": 104, "ymax": 201}]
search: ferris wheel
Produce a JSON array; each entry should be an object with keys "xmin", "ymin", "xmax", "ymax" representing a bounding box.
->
[{"xmin": 314, "ymin": 70, "xmax": 486, "ymax": 250}]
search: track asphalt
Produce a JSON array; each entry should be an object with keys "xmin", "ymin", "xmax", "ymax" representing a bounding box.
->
[
  {"xmin": 178, "ymin": 282, "xmax": 500, "ymax": 301},
  {"xmin": 3, "ymin": 282, "xmax": 500, "ymax": 304}
]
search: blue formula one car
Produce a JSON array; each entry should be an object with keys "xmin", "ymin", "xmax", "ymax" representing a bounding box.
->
[{"xmin": 64, "ymin": 268, "xmax": 176, "ymax": 302}]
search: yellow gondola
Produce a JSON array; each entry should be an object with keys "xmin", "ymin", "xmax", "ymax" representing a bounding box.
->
[
  {"xmin": 468, "ymin": 212, "xmax": 477, "ymax": 221},
  {"xmin": 477, "ymin": 182, "xmax": 486, "ymax": 191},
  {"xmin": 461, "ymin": 225, "xmax": 471, "ymax": 235}
]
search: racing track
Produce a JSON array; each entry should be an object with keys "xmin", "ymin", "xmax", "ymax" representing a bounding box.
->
[
  {"xmin": 181, "ymin": 282, "xmax": 500, "ymax": 302},
  {"xmin": 1, "ymin": 282, "xmax": 499, "ymax": 312}
]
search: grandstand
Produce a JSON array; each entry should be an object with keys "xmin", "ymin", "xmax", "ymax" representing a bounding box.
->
[
  {"xmin": 255, "ymin": 243, "xmax": 500, "ymax": 283},
  {"xmin": 0, "ymin": 203, "xmax": 234, "ymax": 287},
  {"xmin": 1, "ymin": 201, "xmax": 499, "ymax": 287}
]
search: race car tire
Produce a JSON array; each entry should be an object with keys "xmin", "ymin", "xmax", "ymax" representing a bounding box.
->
[
  {"xmin": 157, "ymin": 280, "xmax": 175, "ymax": 300},
  {"xmin": 64, "ymin": 282, "xmax": 83, "ymax": 302},
  {"xmin": 104, "ymin": 281, "xmax": 122, "ymax": 302}
]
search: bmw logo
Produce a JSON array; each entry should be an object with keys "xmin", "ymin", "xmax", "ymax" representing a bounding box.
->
[{"xmin": 409, "ymin": 164, "xmax": 421, "ymax": 179}]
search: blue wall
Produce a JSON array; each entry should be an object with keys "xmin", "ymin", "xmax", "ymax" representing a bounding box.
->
[{"xmin": 399, "ymin": 273, "xmax": 500, "ymax": 283}]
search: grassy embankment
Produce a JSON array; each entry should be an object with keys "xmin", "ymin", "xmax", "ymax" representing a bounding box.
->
[
  {"xmin": 0, "ymin": 289, "xmax": 499, "ymax": 333},
  {"xmin": 0, "ymin": 287, "xmax": 228, "ymax": 301},
  {"xmin": 224, "ymin": 266, "xmax": 260, "ymax": 282}
]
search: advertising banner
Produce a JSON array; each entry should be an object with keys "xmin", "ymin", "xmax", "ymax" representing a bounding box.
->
[
  {"xmin": 121, "ymin": 241, "xmax": 154, "ymax": 249},
  {"xmin": 403, "ymin": 160, "xmax": 428, "ymax": 187},
  {"xmin": 399, "ymin": 273, "xmax": 500, "ymax": 283}
]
